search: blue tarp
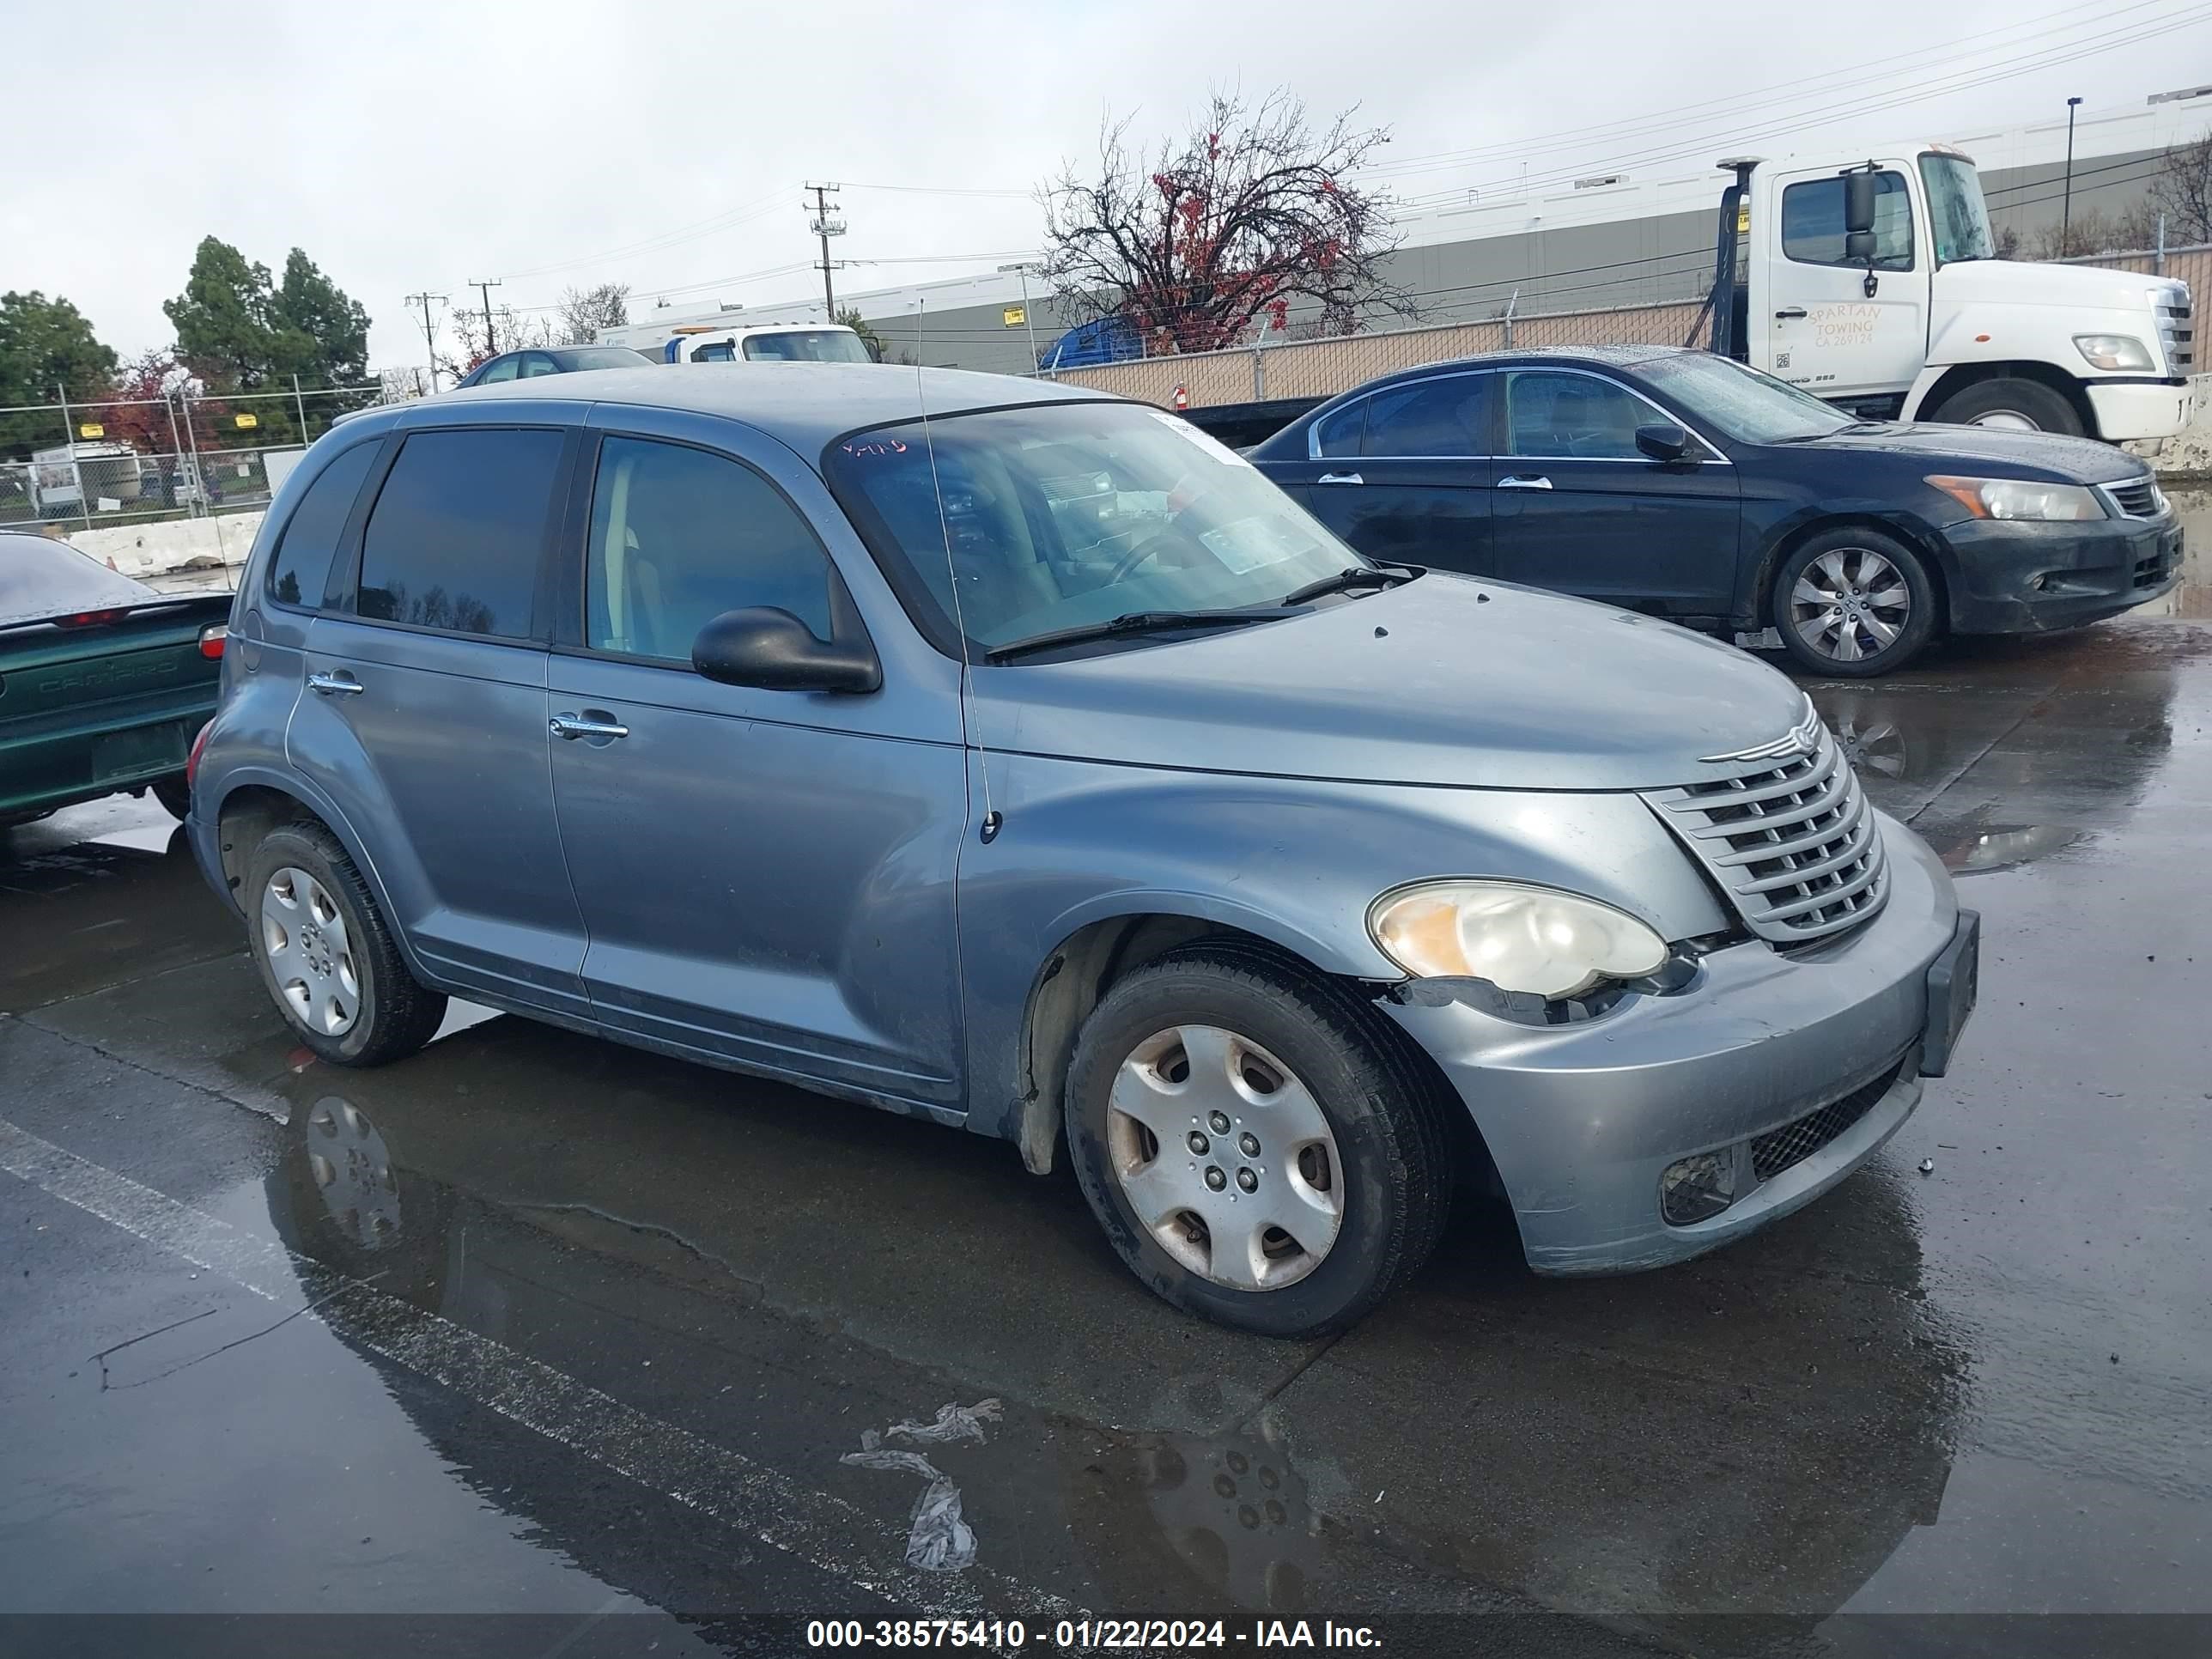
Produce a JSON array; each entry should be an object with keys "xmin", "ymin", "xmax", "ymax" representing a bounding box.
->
[{"xmin": 1039, "ymin": 315, "xmax": 1140, "ymax": 371}]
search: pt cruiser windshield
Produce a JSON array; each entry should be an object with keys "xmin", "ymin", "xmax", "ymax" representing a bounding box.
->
[{"xmin": 828, "ymin": 404, "xmax": 1369, "ymax": 656}]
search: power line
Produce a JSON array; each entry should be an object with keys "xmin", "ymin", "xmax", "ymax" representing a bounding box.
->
[
  {"xmin": 1357, "ymin": 0, "xmax": 2172, "ymax": 186},
  {"xmin": 1385, "ymin": 3, "xmax": 2212, "ymax": 205},
  {"xmin": 500, "ymin": 186, "xmax": 797, "ymax": 280}
]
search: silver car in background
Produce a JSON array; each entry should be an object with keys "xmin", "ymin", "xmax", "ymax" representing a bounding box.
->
[{"xmin": 188, "ymin": 365, "xmax": 1977, "ymax": 1336}]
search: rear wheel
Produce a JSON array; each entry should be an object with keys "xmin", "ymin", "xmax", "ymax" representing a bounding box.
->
[
  {"xmin": 1925, "ymin": 377, "xmax": 2085, "ymax": 436},
  {"xmin": 1774, "ymin": 528, "xmax": 1939, "ymax": 678},
  {"xmin": 245, "ymin": 822, "xmax": 446, "ymax": 1066},
  {"xmin": 1064, "ymin": 945, "xmax": 1452, "ymax": 1338}
]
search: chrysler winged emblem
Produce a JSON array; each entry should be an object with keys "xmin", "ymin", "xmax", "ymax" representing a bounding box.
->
[{"xmin": 1700, "ymin": 700, "xmax": 1822, "ymax": 765}]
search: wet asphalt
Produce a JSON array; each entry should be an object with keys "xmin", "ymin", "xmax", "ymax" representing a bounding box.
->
[{"xmin": 3, "ymin": 501, "xmax": 2210, "ymax": 1658}]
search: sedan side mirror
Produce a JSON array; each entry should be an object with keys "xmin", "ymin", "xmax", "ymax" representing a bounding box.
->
[
  {"xmin": 692, "ymin": 608, "xmax": 881, "ymax": 694},
  {"xmin": 1635, "ymin": 422, "xmax": 1692, "ymax": 462}
]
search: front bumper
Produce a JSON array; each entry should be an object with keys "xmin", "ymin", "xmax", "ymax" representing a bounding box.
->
[
  {"xmin": 1384, "ymin": 814, "xmax": 1965, "ymax": 1274},
  {"xmin": 2085, "ymin": 378, "xmax": 2191, "ymax": 443},
  {"xmin": 1943, "ymin": 513, "xmax": 2182, "ymax": 634}
]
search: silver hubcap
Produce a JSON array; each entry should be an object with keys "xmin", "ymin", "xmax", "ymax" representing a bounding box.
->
[
  {"xmin": 1970, "ymin": 409, "xmax": 2038, "ymax": 431},
  {"xmin": 261, "ymin": 866, "xmax": 359, "ymax": 1036},
  {"xmin": 305, "ymin": 1097, "xmax": 402, "ymax": 1249},
  {"xmin": 1790, "ymin": 547, "xmax": 1911, "ymax": 665},
  {"xmin": 1106, "ymin": 1024, "xmax": 1344, "ymax": 1291}
]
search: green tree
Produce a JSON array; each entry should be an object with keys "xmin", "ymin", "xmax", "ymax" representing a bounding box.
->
[
  {"xmin": 271, "ymin": 249, "xmax": 372, "ymax": 387},
  {"xmin": 165, "ymin": 236, "xmax": 278, "ymax": 390},
  {"xmin": 0, "ymin": 289, "xmax": 119, "ymax": 459},
  {"xmin": 166, "ymin": 237, "xmax": 372, "ymax": 394}
]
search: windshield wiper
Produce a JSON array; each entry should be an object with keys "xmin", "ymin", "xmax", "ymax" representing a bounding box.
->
[
  {"xmin": 985, "ymin": 608, "xmax": 1291, "ymax": 664},
  {"xmin": 1277, "ymin": 564, "xmax": 1414, "ymax": 606}
]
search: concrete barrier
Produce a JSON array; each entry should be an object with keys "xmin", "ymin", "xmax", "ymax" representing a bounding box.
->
[{"xmin": 64, "ymin": 512, "xmax": 265, "ymax": 580}]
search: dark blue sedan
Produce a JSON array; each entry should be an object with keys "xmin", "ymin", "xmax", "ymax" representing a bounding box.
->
[{"xmin": 1249, "ymin": 345, "xmax": 2181, "ymax": 675}]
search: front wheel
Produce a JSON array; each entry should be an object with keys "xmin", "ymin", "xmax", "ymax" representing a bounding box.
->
[
  {"xmin": 1924, "ymin": 377, "xmax": 2086, "ymax": 436},
  {"xmin": 1773, "ymin": 529, "xmax": 1939, "ymax": 678},
  {"xmin": 1064, "ymin": 946, "xmax": 1453, "ymax": 1338}
]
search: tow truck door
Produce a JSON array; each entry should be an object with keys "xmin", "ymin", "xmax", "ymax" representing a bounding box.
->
[{"xmin": 1753, "ymin": 163, "xmax": 1930, "ymax": 406}]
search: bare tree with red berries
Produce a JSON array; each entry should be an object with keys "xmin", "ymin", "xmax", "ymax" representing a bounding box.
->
[{"xmin": 1041, "ymin": 90, "xmax": 1406, "ymax": 355}]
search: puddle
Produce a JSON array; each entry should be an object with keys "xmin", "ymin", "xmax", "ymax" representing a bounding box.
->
[{"xmin": 1924, "ymin": 823, "xmax": 2091, "ymax": 875}]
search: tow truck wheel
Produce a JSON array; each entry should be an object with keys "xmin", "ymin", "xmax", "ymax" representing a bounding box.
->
[{"xmin": 1926, "ymin": 377, "xmax": 2085, "ymax": 437}]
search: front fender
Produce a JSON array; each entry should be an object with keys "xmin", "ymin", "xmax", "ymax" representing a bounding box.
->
[{"xmin": 957, "ymin": 752, "xmax": 1730, "ymax": 1145}]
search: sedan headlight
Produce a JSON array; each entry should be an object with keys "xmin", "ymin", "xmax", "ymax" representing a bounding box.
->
[
  {"xmin": 2074, "ymin": 334, "xmax": 2155, "ymax": 372},
  {"xmin": 1926, "ymin": 475, "xmax": 2106, "ymax": 522},
  {"xmin": 1369, "ymin": 881, "xmax": 1668, "ymax": 1000}
]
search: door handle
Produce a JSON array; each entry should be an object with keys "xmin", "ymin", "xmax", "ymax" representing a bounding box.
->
[
  {"xmin": 1774, "ymin": 307, "xmax": 1807, "ymax": 319},
  {"xmin": 549, "ymin": 713, "xmax": 629, "ymax": 741},
  {"xmin": 306, "ymin": 672, "xmax": 363, "ymax": 696},
  {"xmin": 1497, "ymin": 475, "xmax": 1553, "ymax": 490},
  {"xmin": 1316, "ymin": 471, "xmax": 1364, "ymax": 484}
]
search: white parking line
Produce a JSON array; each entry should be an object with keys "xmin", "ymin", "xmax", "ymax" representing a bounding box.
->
[{"xmin": 0, "ymin": 1115, "xmax": 1082, "ymax": 1635}]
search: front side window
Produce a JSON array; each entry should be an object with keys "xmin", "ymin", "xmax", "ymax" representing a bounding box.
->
[
  {"xmin": 1505, "ymin": 373, "xmax": 1651, "ymax": 460},
  {"xmin": 586, "ymin": 436, "xmax": 833, "ymax": 660},
  {"xmin": 268, "ymin": 440, "xmax": 379, "ymax": 609},
  {"xmin": 1781, "ymin": 171, "xmax": 1914, "ymax": 270},
  {"xmin": 1920, "ymin": 155, "xmax": 1995, "ymax": 265},
  {"xmin": 519, "ymin": 354, "xmax": 562, "ymax": 379},
  {"xmin": 357, "ymin": 428, "xmax": 564, "ymax": 638},
  {"xmin": 827, "ymin": 403, "xmax": 1358, "ymax": 655},
  {"xmin": 742, "ymin": 330, "xmax": 872, "ymax": 363},
  {"xmin": 1361, "ymin": 375, "xmax": 1490, "ymax": 458},
  {"xmin": 689, "ymin": 341, "xmax": 736, "ymax": 362},
  {"xmin": 477, "ymin": 356, "xmax": 520, "ymax": 384}
]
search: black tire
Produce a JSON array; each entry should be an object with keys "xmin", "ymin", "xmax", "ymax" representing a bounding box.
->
[
  {"xmin": 1925, "ymin": 377, "xmax": 2085, "ymax": 436},
  {"xmin": 1773, "ymin": 527, "xmax": 1940, "ymax": 678},
  {"xmin": 1064, "ymin": 944, "xmax": 1453, "ymax": 1339},
  {"xmin": 149, "ymin": 774, "xmax": 191, "ymax": 820},
  {"xmin": 243, "ymin": 821, "xmax": 446, "ymax": 1067}
]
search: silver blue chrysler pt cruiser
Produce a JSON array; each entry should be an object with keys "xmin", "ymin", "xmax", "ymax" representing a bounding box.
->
[{"xmin": 187, "ymin": 364, "xmax": 1978, "ymax": 1337}]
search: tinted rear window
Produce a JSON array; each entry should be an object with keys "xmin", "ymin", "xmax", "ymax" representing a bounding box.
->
[
  {"xmin": 357, "ymin": 428, "xmax": 564, "ymax": 638},
  {"xmin": 269, "ymin": 441, "xmax": 379, "ymax": 609}
]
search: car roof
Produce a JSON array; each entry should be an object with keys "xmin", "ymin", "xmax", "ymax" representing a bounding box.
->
[
  {"xmin": 365, "ymin": 362, "xmax": 1117, "ymax": 456},
  {"xmin": 1352, "ymin": 343, "xmax": 1692, "ymax": 391}
]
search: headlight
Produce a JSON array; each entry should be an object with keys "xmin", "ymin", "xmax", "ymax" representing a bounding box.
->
[
  {"xmin": 1926, "ymin": 475, "xmax": 2106, "ymax": 522},
  {"xmin": 1368, "ymin": 881, "xmax": 1668, "ymax": 1000},
  {"xmin": 2074, "ymin": 334, "xmax": 2155, "ymax": 372}
]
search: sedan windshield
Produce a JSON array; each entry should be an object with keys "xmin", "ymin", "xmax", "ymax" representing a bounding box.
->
[
  {"xmin": 827, "ymin": 403, "xmax": 1364, "ymax": 655},
  {"xmin": 1636, "ymin": 352, "xmax": 1855, "ymax": 444}
]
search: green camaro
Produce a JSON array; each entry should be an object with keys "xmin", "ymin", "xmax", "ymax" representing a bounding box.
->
[{"xmin": 1, "ymin": 530, "xmax": 231, "ymax": 829}]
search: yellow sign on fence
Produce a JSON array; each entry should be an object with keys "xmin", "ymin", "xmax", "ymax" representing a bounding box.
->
[
  {"xmin": 1002, "ymin": 305, "xmax": 1027, "ymax": 327},
  {"xmin": 77, "ymin": 422, "xmax": 104, "ymax": 439},
  {"xmin": 234, "ymin": 411, "xmax": 258, "ymax": 429}
]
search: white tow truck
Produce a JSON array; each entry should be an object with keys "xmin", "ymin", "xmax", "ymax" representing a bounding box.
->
[{"xmin": 1702, "ymin": 143, "xmax": 2193, "ymax": 441}]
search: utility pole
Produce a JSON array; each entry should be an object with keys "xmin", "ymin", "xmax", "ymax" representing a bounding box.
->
[
  {"xmin": 805, "ymin": 183, "xmax": 846, "ymax": 319},
  {"xmin": 406, "ymin": 291, "xmax": 448, "ymax": 390},
  {"xmin": 468, "ymin": 277, "xmax": 502, "ymax": 355},
  {"xmin": 2062, "ymin": 96, "xmax": 2084, "ymax": 251},
  {"xmin": 999, "ymin": 262, "xmax": 1042, "ymax": 374}
]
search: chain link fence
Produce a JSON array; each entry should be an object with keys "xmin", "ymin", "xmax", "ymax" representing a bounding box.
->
[{"xmin": 1, "ymin": 380, "xmax": 386, "ymax": 537}]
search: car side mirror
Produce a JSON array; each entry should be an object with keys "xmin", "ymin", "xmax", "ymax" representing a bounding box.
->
[
  {"xmin": 1635, "ymin": 421, "xmax": 1692, "ymax": 462},
  {"xmin": 691, "ymin": 607, "xmax": 881, "ymax": 694},
  {"xmin": 1844, "ymin": 169, "xmax": 1878, "ymax": 236}
]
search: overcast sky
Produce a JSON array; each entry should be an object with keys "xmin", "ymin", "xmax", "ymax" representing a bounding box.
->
[{"xmin": 9, "ymin": 0, "xmax": 2206, "ymax": 373}]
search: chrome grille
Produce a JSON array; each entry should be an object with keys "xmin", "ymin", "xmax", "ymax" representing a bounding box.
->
[
  {"xmin": 2103, "ymin": 476, "xmax": 2166, "ymax": 519},
  {"xmin": 2158, "ymin": 295, "xmax": 2192, "ymax": 374},
  {"xmin": 1644, "ymin": 717, "xmax": 1889, "ymax": 945}
]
